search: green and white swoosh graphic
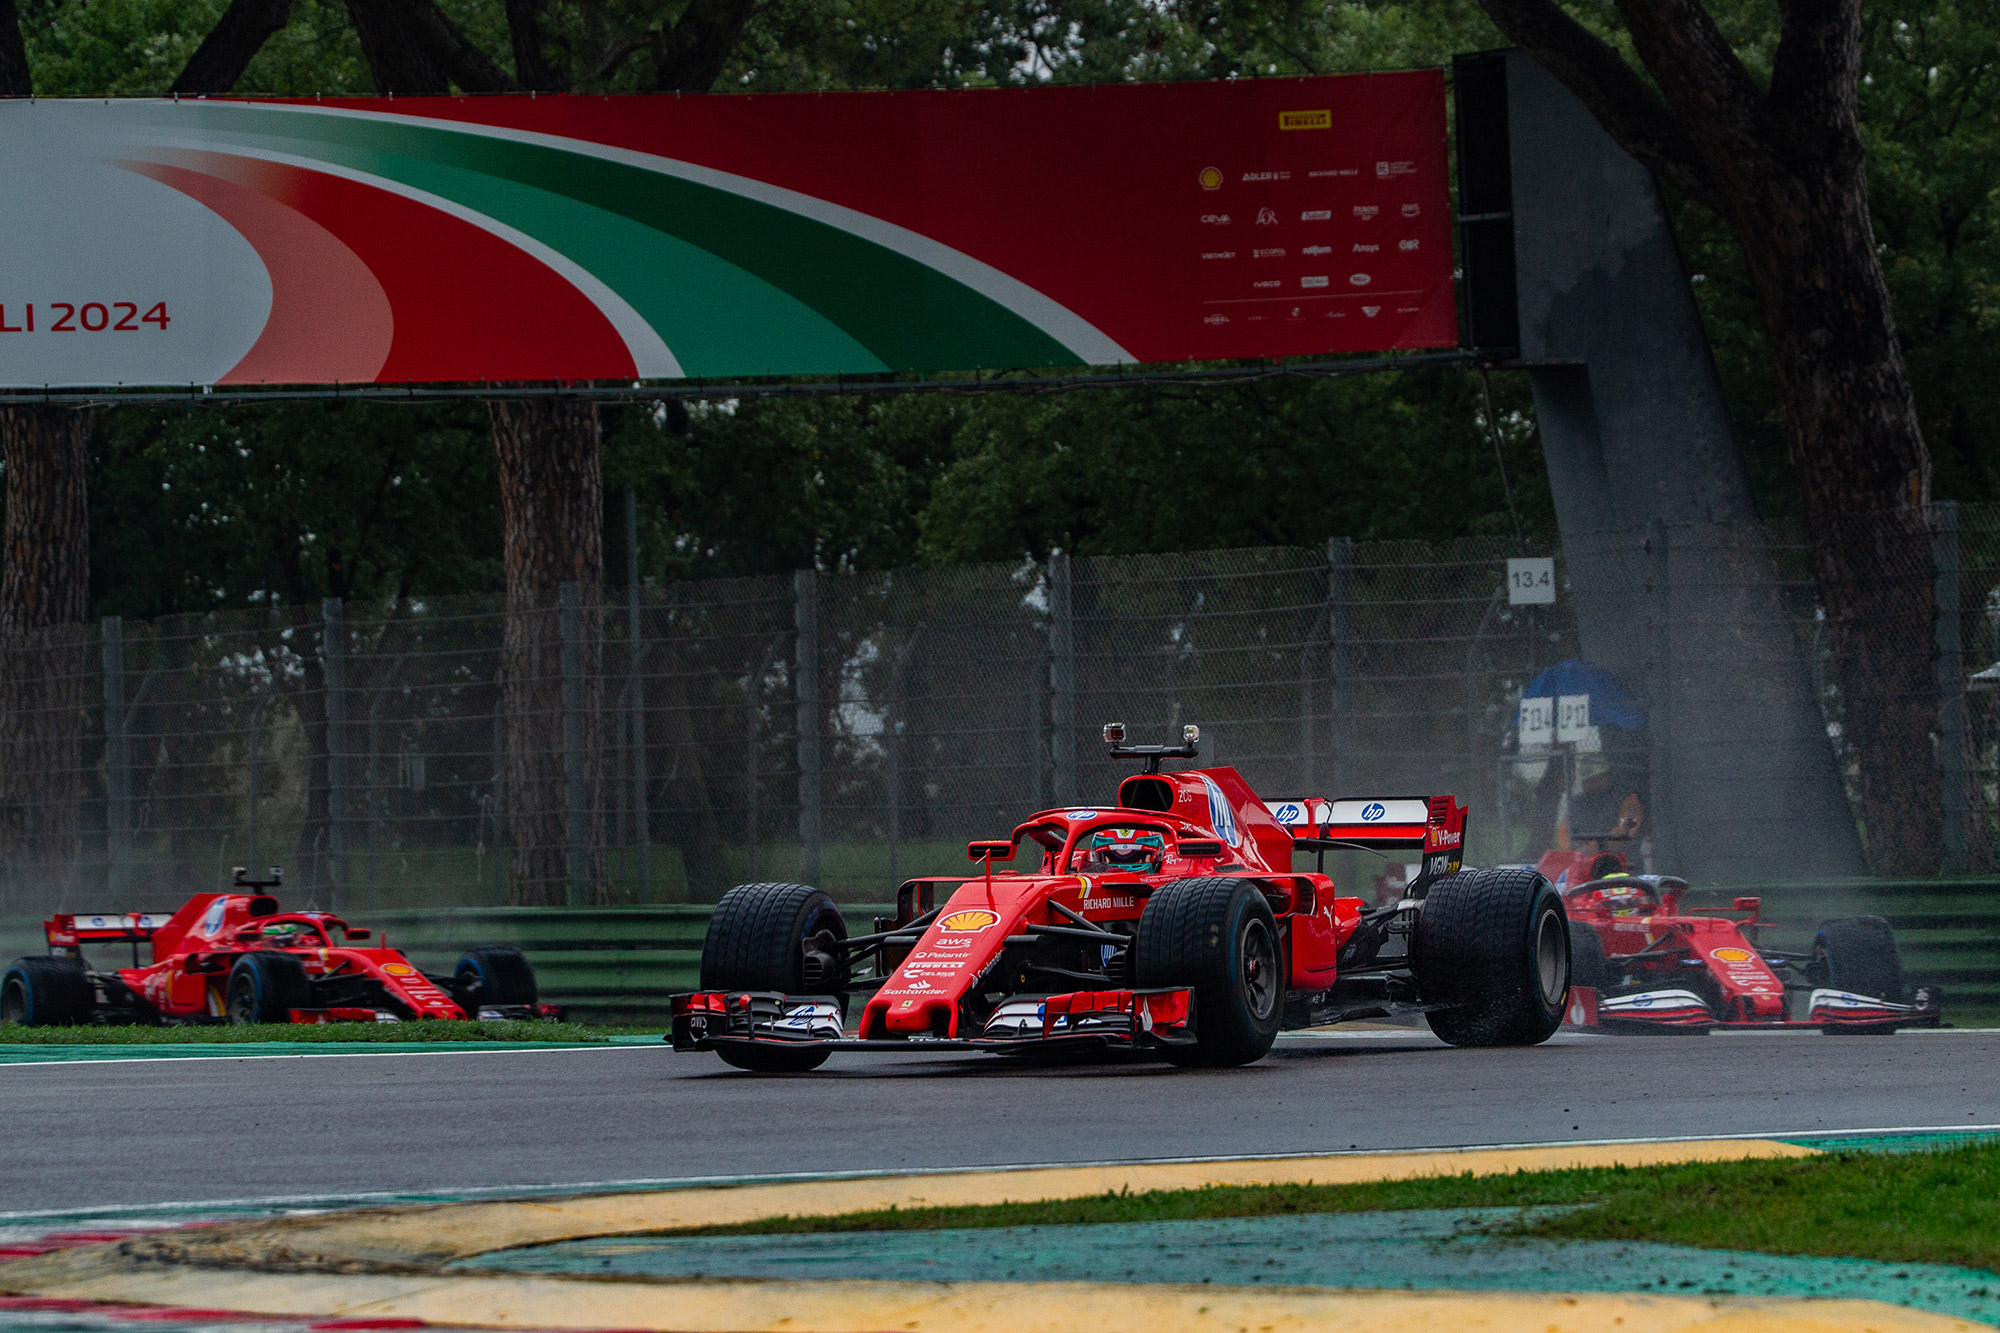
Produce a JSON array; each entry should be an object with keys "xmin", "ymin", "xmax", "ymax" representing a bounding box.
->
[{"xmin": 123, "ymin": 102, "xmax": 1132, "ymax": 378}]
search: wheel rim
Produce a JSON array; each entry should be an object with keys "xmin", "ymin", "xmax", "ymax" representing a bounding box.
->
[
  {"xmin": 1240, "ymin": 917, "xmax": 1279, "ymax": 1020},
  {"xmin": 1, "ymin": 977, "xmax": 25, "ymax": 1026},
  {"xmin": 226, "ymin": 974, "xmax": 257, "ymax": 1024},
  {"xmin": 1534, "ymin": 908, "xmax": 1568, "ymax": 1007}
]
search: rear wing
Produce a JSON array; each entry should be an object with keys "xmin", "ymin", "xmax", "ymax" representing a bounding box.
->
[
  {"xmin": 45, "ymin": 912, "xmax": 174, "ymax": 949},
  {"xmin": 1265, "ymin": 795, "xmax": 1468, "ymax": 888}
]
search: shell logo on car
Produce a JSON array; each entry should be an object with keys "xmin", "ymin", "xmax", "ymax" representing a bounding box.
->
[
  {"xmin": 381, "ymin": 963, "xmax": 417, "ymax": 976},
  {"xmin": 937, "ymin": 909, "xmax": 1000, "ymax": 933},
  {"xmin": 1711, "ymin": 947, "xmax": 1756, "ymax": 963}
]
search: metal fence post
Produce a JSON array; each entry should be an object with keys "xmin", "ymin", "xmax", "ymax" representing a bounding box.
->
[
  {"xmin": 102, "ymin": 616, "xmax": 129, "ymax": 900},
  {"xmin": 560, "ymin": 582, "xmax": 588, "ymax": 907},
  {"xmin": 1325, "ymin": 538, "xmax": 1353, "ymax": 793},
  {"xmin": 626, "ymin": 491, "xmax": 650, "ymax": 899},
  {"xmin": 1050, "ymin": 550, "xmax": 1076, "ymax": 806},
  {"xmin": 1936, "ymin": 501, "xmax": 1968, "ymax": 872},
  {"xmin": 321, "ymin": 597, "xmax": 348, "ymax": 907},
  {"xmin": 794, "ymin": 569, "xmax": 821, "ymax": 886},
  {"xmin": 1646, "ymin": 520, "xmax": 1674, "ymax": 874}
]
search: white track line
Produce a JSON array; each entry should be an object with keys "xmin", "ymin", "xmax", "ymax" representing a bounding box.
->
[{"xmin": 0, "ymin": 1042, "xmax": 653, "ymax": 1068}]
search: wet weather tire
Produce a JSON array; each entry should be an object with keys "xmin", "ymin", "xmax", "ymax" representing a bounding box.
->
[
  {"xmin": 455, "ymin": 946, "xmax": 540, "ymax": 1013},
  {"xmin": 1134, "ymin": 877, "xmax": 1283, "ymax": 1067},
  {"xmin": 1810, "ymin": 916, "xmax": 1904, "ymax": 1004},
  {"xmin": 701, "ymin": 883, "xmax": 847, "ymax": 1074},
  {"xmin": 225, "ymin": 951, "xmax": 310, "ymax": 1025},
  {"xmin": 1417, "ymin": 868, "xmax": 1569, "ymax": 1048},
  {"xmin": 2, "ymin": 956, "xmax": 91, "ymax": 1027}
]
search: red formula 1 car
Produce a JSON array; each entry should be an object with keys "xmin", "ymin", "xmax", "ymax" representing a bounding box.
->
[
  {"xmin": 1, "ymin": 869, "xmax": 556, "ymax": 1027},
  {"xmin": 671, "ymin": 725, "xmax": 1575, "ymax": 1071},
  {"xmin": 1560, "ymin": 874, "xmax": 1941, "ymax": 1033}
]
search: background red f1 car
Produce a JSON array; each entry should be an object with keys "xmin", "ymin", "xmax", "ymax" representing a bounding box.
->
[
  {"xmin": 1, "ymin": 869, "xmax": 555, "ymax": 1026},
  {"xmin": 1560, "ymin": 874, "xmax": 1941, "ymax": 1033},
  {"xmin": 671, "ymin": 724, "xmax": 1574, "ymax": 1071}
]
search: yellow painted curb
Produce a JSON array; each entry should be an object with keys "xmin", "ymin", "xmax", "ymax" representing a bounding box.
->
[
  {"xmin": 104, "ymin": 1138, "xmax": 1818, "ymax": 1269},
  {"xmin": 0, "ymin": 1139, "xmax": 1850, "ymax": 1332},
  {"xmin": 0, "ymin": 1264, "xmax": 1981, "ymax": 1333}
]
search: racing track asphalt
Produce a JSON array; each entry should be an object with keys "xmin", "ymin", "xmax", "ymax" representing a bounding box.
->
[{"xmin": 3, "ymin": 1028, "xmax": 1997, "ymax": 1213}]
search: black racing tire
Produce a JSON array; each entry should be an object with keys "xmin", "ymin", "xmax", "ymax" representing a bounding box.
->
[
  {"xmin": 225, "ymin": 951, "xmax": 311, "ymax": 1025},
  {"xmin": 1133, "ymin": 877, "xmax": 1283, "ymax": 1068},
  {"xmin": 1569, "ymin": 919, "xmax": 1609, "ymax": 990},
  {"xmin": 715, "ymin": 1043, "xmax": 833, "ymax": 1073},
  {"xmin": 455, "ymin": 946, "xmax": 540, "ymax": 1012},
  {"xmin": 1416, "ymin": 867, "xmax": 1570, "ymax": 1048},
  {"xmin": 700, "ymin": 882, "xmax": 848, "ymax": 994},
  {"xmin": 1809, "ymin": 915, "xmax": 1904, "ymax": 1003},
  {"xmin": 2, "ymin": 956, "xmax": 92, "ymax": 1027}
]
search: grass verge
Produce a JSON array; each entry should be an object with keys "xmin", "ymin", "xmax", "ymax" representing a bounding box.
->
[
  {"xmin": 675, "ymin": 1141, "xmax": 2000, "ymax": 1272},
  {"xmin": 0, "ymin": 1020, "xmax": 660, "ymax": 1043}
]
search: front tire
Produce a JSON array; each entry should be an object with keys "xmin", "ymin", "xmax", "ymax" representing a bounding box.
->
[
  {"xmin": 1808, "ymin": 915, "xmax": 1904, "ymax": 1002},
  {"xmin": 1417, "ymin": 868, "xmax": 1569, "ymax": 1048},
  {"xmin": 2, "ymin": 956, "xmax": 92, "ymax": 1027},
  {"xmin": 701, "ymin": 883, "xmax": 847, "ymax": 1074},
  {"xmin": 1134, "ymin": 877, "xmax": 1283, "ymax": 1067},
  {"xmin": 226, "ymin": 952, "xmax": 311, "ymax": 1025}
]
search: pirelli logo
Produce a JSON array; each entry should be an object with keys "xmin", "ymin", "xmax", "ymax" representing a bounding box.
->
[{"xmin": 1280, "ymin": 109, "xmax": 1331, "ymax": 130}]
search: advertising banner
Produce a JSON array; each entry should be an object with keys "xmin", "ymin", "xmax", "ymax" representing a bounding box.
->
[{"xmin": 0, "ymin": 72, "xmax": 1453, "ymax": 388}]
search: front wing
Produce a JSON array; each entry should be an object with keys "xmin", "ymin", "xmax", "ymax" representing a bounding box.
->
[
  {"xmin": 671, "ymin": 987, "xmax": 1197, "ymax": 1055},
  {"xmin": 1566, "ymin": 985, "xmax": 1943, "ymax": 1033}
]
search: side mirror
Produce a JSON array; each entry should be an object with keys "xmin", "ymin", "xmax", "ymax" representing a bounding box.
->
[
  {"xmin": 967, "ymin": 840, "xmax": 1014, "ymax": 862},
  {"xmin": 1178, "ymin": 840, "xmax": 1223, "ymax": 859},
  {"xmin": 343, "ymin": 928, "xmax": 371, "ymax": 940},
  {"xmin": 1733, "ymin": 896, "xmax": 1762, "ymax": 913}
]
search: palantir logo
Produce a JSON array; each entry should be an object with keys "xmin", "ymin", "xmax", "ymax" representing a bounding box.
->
[{"xmin": 1361, "ymin": 802, "xmax": 1386, "ymax": 822}]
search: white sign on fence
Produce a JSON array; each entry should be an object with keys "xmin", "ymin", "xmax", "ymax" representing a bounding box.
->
[
  {"xmin": 1518, "ymin": 695, "xmax": 1554, "ymax": 748},
  {"xmin": 1556, "ymin": 693, "xmax": 1592, "ymax": 743},
  {"xmin": 1507, "ymin": 557, "xmax": 1556, "ymax": 605}
]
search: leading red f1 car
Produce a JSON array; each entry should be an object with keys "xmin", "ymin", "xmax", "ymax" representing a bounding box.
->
[
  {"xmin": 671, "ymin": 724, "xmax": 1574, "ymax": 1071},
  {"xmin": 1560, "ymin": 874, "xmax": 1941, "ymax": 1033},
  {"xmin": 2, "ymin": 869, "xmax": 555, "ymax": 1026}
]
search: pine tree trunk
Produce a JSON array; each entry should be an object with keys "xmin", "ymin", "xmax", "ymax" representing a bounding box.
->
[
  {"xmin": 490, "ymin": 399, "xmax": 605, "ymax": 905},
  {"xmin": 1727, "ymin": 137, "xmax": 1938, "ymax": 876},
  {"xmin": 0, "ymin": 406, "xmax": 91, "ymax": 910}
]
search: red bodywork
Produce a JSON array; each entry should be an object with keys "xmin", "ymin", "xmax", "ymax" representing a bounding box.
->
[
  {"xmin": 1558, "ymin": 875, "xmax": 1940, "ymax": 1032},
  {"xmin": 49, "ymin": 893, "xmax": 475, "ymax": 1023},
  {"xmin": 675, "ymin": 765, "xmax": 1470, "ymax": 1056}
]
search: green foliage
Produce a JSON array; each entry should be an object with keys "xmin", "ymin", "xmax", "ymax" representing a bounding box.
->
[
  {"xmin": 89, "ymin": 402, "xmax": 501, "ymax": 618},
  {"xmin": 679, "ymin": 1140, "xmax": 2000, "ymax": 1273}
]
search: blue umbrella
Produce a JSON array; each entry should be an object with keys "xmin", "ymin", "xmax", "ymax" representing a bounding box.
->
[{"xmin": 1522, "ymin": 659, "xmax": 1647, "ymax": 730}]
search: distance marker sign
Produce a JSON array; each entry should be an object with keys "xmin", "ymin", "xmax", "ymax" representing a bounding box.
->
[{"xmin": 0, "ymin": 72, "xmax": 1453, "ymax": 388}]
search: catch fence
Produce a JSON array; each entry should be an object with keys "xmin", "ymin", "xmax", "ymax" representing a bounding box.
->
[{"xmin": 0, "ymin": 510, "xmax": 1994, "ymax": 919}]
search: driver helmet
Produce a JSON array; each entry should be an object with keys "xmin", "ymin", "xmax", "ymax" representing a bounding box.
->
[
  {"xmin": 1585, "ymin": 873, "xmax": 1653, "ymax": 915},
  {"xmin": 1082, "ymin": 827, "xmax": 1166, "ymax": 874},
  {"xmin": 260, "ymin": 921, "xmax": 313, "ymax": 947}
]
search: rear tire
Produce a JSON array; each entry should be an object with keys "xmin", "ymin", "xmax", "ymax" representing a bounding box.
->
[
  {"xmin": 1134, "ymin": 877, "xmax": 1283, "ymax": 1067},
  {"xmin": 1417, "ymin": 868, "xmax": 1569, "ymax": 1048},
  {"xmin": 701, "ymin": 883, "xmax": 847, "ymax": 1074},
  {"xmin": 455, "ymin": 946, "xmax": 540, "ymax": 1013},
  {"xmin": 1810, "ymin": 915, "xmax": 1904, "ymax": 1002},
  {"xmin": 2, "ymin": 956, "xmax": 92, "ymax": 1027},
  {"xmin": 225, "ymin": 952, "xmax": 311, "ymax": 1025}
]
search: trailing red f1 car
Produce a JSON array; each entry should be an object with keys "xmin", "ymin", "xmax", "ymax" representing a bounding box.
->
[
  {"xmin": 1561, "ymin": 874, "xmax": 1941, "ymax": 1033},
  {"xmin": 672, "ymin": 724, "xmax": 1573, "ymax": 1071},
  {"xmin": 1, "ymin": 869, "xmax": 555, "ymax": 1026}
]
